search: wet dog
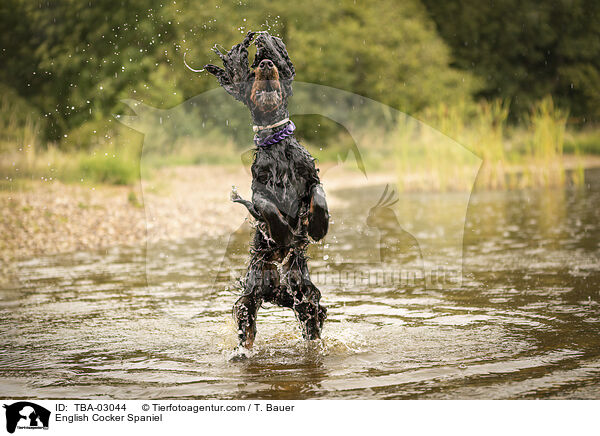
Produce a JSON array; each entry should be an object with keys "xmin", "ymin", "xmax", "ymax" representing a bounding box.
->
[{"xmin": 203, "ymin": 32, "xmax": 329, "ymax": 352}]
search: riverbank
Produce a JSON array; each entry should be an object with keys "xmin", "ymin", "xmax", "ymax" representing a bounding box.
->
[
  {"xmin": 2, "ymin": 156, "xmax": 600, "ymax": 283},
  {"xmin": 0, "ymin": 166, "xmax": 242, "ymax": 265}
]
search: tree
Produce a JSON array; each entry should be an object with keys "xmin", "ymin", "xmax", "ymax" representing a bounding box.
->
[
  {"xmin": 0, "ymin": 0, "xmax": 177, "ymax": 143},
  {"xmin": 421, "ymin": 0, "xmax": 600, "ymax": 121}
]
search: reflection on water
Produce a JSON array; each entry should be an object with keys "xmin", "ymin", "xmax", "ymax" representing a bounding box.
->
[{"xmin": 1, "ymin": 169, "xmax": 599, "ymax": 399}]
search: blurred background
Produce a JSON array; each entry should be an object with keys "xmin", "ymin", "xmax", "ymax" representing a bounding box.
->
[{"xmin": 1, "ymin": 0, "xmax": 599, "ymax": 186}]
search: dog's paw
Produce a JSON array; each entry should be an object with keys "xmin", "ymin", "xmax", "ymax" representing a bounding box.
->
[
  {"xmin": 230, "ymin": 186, "xmax": 242, "ymax": 202},
  {"xmin": 228, "ymin": 345, "xmax": 253, "ymax": 362}
]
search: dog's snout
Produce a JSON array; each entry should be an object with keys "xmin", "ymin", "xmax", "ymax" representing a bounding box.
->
[{"xmin": 259, "ymin": 59, "xmax": 274, "ymax": 69}]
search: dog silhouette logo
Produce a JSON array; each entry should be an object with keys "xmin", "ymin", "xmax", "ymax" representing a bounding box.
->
[
  {"xmin": 118, "ymin": 81, "xmax": 480, "ymax": 293},
  {"xmin": 366, "ymin": 184, "xmax": 422, "ymax": 265},
  {"xmin": 3, "ymin": 402, "xmax": 50, "ymax": 434}
]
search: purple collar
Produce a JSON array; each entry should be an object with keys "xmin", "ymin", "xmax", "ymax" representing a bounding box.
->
[{"xmin": 254, "ymin": 121, "xmax": 296, "ymax": 147}]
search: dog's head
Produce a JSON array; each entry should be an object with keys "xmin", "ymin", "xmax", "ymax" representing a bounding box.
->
[
  {"xmin": 250, "ymin": 59, "xmax": 283, "ymax": 114},
  {"xmin": 202, "ymin": 31, "xmax": 295, "ymax": 123}
]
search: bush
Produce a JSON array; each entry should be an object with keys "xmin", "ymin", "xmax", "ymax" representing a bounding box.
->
[
  {"xmin": 78, "ymin": 146, "xmax": 139, "ymax": 185},
  {"xmin": 564, "ymin": 129, "xmax": 600, "ymax": 155}
]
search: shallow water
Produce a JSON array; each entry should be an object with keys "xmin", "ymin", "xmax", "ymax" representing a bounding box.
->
[{"xmin": 1, "ymin": 169, "xmax": 599, "ymax": 399}]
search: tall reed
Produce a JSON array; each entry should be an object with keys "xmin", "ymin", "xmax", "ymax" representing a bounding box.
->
[
  {"xmin": 471, "ymin": 99, "xmax": 510, "ymax": 190},
  {"xmin": 526, "ymin": 96, "xmax": 568, "ymax": 187},
  {"xmin": 0, "ymin": 94, "xmax": 43, "ymax": 180},
  {"xmin": 392, "ymin": 96, "xmax": 578, "ymax": 192}
]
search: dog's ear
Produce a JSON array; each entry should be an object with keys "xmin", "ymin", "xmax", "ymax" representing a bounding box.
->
[
  {"xmin": 251, "ymin": 32, "xmax": 295, "ymax": 97},
  {"xmin": 203, "ymin": 31, "xmax": 256, "ymax": 103}
]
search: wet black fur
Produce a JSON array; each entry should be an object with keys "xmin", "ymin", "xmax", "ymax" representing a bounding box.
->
[{"xmin": 204, "ymin": 32, "xmax": 329, "ymax": 348}]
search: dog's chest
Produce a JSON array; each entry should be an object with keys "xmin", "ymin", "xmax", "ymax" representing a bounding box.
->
[{"xmin": 252, "ymin": 141, "xmax": 313, "ymax": 199}]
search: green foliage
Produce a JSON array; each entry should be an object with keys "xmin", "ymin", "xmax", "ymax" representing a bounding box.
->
[
  {"xmin": 0, "ymin": 85, "xmax": 42, "ymax": 153},
  {"xmin": 529, "ymin": 97, "xmax": 568, "ymax": 161},
  {"xmin": 397, "ymin": 96, "xmax": 581, "ymax": 191},
  {"xmin": 127, "ymin": 190, "xmax": 143, "ymax": 208},
  {"xmin": 421, "ymin": 0, "xmax": 600, "ymax": 122},
  {"xmin": 564, "ymin": 129, "xmax": 600, "ymax": 155},
  {"xmin": 0, "ymin": 140, "xmax": 140, "ymax": 186},
  {"xmin": 0, "ymin": 0, "xmax": 476, "ymax": 148},
  {"xmin": 78, "ymin": 146, "xmax": 139, "ymax": 185},
  {"xmin": 0, "ymin": 0, "xmax": 597, "ymax": 189},
  {"xmin": 288, "ymin": 0, "xmax": 477, "ymax": 114},
  {"xmin": 0, "ymin": 0, "xmax": 178, "ymax": 142},
  {"xmin": 526, "ymin": 96, "xmax": 568, "ymax": 186}
]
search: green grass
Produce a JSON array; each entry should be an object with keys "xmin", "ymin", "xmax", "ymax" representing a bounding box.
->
[
  {"xmin": 140, "ymin": 137, "xmax": 240, "ymax": 168},
  {"xmin": 525, "ymin": 96, "xmax": 568, "ymax": 187},
  {"xmin": 127, "ymin": 191, "xmax": 143, "ymax": 208},
  {"xmin": 564, "ymin": 129, "xmax": 600, "ymax": 155},
  {"xmin": 0, "ymin": 144, "xmax": 140, "ymax": 186},
  {"xmin": 0, "ymin": 91, "xmax": 597, "ymax": 191},
  {"xmin": 0, "ymin": 91, "xmax": 141, "ymax": 186},
  {"xmin": 389, "ymin": 95, "xmax": 584, "ymax": 192},
  {"xmin": 78, "ymin": 148, "xmax": 139, "ymax": 185}
]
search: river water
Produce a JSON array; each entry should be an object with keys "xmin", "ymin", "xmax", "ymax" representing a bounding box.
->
[{"xmin": 1, "ymin": 169, "xmax": 599, "ymax": 399}]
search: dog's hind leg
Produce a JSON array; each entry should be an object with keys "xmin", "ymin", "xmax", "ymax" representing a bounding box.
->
[
  {"xmin": 293, "ymin": 283, "xmax": 327, "ymax": 340},
  {"xmin": 233, "ymin": 293, "xmax": 261, "ymax": 349},
  {"xmin": 234, "ymin": 257, "xmax": 281, "ymax": 349},
  {"xmin": 282, "ymin": 253, "xmax": 327, "ymax": 340},
  {"xmin": 265, "ymin": 278, "xmax": 326, "ymax": 340}
]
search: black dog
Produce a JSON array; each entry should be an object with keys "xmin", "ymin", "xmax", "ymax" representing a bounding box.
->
[{"xmin": 203, "ymin": 32, "xmax": 329, "ymax": 351}]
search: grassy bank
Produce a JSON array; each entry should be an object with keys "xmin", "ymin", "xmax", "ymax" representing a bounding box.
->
[
  {"xmin": 0, "ymin": 144, "xmax": 141, "ymax": 187},
  {"xmin": 0, "ymin": 139, "xmax": 243, "ymax": 189},
  {"xmin": 377, "ymin": 96, "xmax": 591, "ymax": 192},
  {"xmin": 1, "ymin": 95, "xmax": 599, "ymax": 192}
]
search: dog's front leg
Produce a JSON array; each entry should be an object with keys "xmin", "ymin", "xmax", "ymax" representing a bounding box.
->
[
  {"xmin": 307, "ymin": 184, "xmax": 329, "ymax": 241},
  {"xmin": 231, "ymin": 189, "xmax": 262, "ymax": 221},
  {"xmin": 252, "ymin": 191, "xmax": 294, "ymax": 246},
  {"xmin": 231, "ymin": 188, "xmax": 294, "ymax": 246}
]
